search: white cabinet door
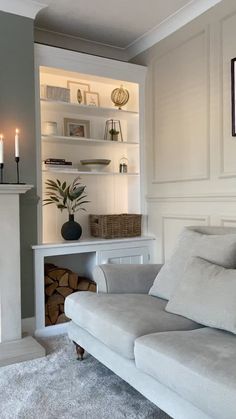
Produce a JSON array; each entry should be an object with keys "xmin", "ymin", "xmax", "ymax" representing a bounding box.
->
[{"xmin": 97, "ymin": 246, "xmax": 149, "ymax": 265}]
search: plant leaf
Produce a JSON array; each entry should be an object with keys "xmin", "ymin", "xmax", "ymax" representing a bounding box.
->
[{"xmin": 43, "ymin": 202, "xmax": 54, "ymax": 206}]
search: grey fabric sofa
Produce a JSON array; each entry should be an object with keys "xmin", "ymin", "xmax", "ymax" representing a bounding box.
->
[{"xmin": 65, "ymin": 227, "xmax": 236, "ymax": 419}]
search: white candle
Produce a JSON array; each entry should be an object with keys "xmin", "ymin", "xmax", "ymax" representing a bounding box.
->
[
  {"xmin": 0, "ymin": 134, "xmax": 4, "ymax": 164},
  {"xmin": 15, "ymin": 128, "xmax": 19, "ymax": 158}
]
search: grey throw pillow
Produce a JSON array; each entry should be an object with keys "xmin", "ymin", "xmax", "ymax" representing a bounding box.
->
[
  {"xmin": 166, "ymin": 257, "xmax": 236, "ymax": 334},
  {"xmin": 149, "ymin": 228, "xmax": 236, "ymax": 300}
]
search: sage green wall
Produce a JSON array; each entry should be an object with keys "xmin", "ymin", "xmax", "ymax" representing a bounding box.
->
[{"xmin": 0, "ymin": 11, "xmax": 37, "ymax": 318}]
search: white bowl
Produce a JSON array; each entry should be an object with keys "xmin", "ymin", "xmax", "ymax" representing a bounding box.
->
[{"xmin": 80, "ymin": 159, "xmax": 111, "ymax": 172}]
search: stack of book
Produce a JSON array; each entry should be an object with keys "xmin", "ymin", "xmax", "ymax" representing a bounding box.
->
[{"xmin": 43, "ymin": 158, "xmax": 78, "ymax": 172}]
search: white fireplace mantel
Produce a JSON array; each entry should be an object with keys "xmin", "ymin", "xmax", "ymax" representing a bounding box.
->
[
  {"xmin": 0, "ymin": 184, "xmax": 45, "ymax": 366},
  {"xmin": 0, "ymin": 184, "xmax": 33, "ymax": 194}
]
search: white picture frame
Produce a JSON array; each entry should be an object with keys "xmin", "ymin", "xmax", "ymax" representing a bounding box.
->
[
  {"xmin": 85, "ymin": 91, "xmax": 100, "ymax": 107},
  {"xmin": 67, "ymin": 80, "xmax": 90, "ymax": 104},
  {"xmin": 64, "ymin": 118, "xmax": 90, "ymax": 138}
]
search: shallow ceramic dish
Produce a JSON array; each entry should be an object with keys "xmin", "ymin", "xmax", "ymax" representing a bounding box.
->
[{"xmin": 80, "ymin": 159, "xmax": 111, "ymax": 172}]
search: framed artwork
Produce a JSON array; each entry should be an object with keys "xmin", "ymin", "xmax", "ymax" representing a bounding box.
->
[
  {"xmin": 85, "ymin": 91, "xmax": 100, "ymax": 107},
  {"xmin": 231, "ymin": 58, "xmax": 236, "ymax": 136},
  {"xmin": 64, "ymin": 118, "xmax": 90, "ymax": 138},
  {"xmin": 67, "ymin": 80, "xmax": 90, "ymax": 104}
]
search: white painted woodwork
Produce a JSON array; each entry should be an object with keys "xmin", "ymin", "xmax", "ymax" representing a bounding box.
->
[
  {"xmin": 0, "ymin": 185, "xmax": 45, "ymax": 366},
  {"xmin": 35, "ymin": 44, "xmax": 146, "ymax": 243},
  {"xmin": 135, "ymin": 2, "xmax": 236, "ymax": 263},
  {"xmin": 33, "ymin": 237, "xmax": 154, "ymax": 336},
  {"xmin": 152, "ymin": 30, "xmax": 209, "ymax": 183},
  {"xmin": 0, "ymin": 184, "xmax": 32, "ymax": 342},
  {"xmin": 97, "ymin": 246, "xmax": 149, "ymax": 264}
]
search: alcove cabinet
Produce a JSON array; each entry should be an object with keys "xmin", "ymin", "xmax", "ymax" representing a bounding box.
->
[{"xmin": 35, "ymin": 44, "xmax": 147, "ymax": 243}]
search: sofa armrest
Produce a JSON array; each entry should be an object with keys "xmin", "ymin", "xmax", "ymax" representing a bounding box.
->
[{"xmin": 92, "ymin": 264, "xmax": 163, "ymax": 294}]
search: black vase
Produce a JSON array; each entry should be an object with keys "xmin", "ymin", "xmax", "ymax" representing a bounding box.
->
[{"xmin": 61, "ymin": 214, "xmax": 82, "ymax": 240}]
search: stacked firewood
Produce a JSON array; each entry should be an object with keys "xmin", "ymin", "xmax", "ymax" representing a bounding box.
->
[{"xmin": 45, "ymin": 263, "xmax": 96, "ymax": 326}]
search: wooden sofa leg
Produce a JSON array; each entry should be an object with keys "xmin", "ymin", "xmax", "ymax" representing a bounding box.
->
[{"xmin": 73, "ymin": 341, "xmax": 85, "ymax": 360}]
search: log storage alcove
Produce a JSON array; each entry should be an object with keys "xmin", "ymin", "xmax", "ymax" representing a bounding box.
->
[{"xmin": 45, "ymin": 263, "xmax": 96, "ymax": 326}]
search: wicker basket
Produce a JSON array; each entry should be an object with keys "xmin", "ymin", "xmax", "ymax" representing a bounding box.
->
[{"xmin": 89, "ymin": 214, "xmax": 142, "ymax": 239}]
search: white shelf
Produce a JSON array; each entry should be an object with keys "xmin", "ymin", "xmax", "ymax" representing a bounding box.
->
[
  {"xmin": 40, "ymin": 99, "xmax": 139, "ymax": 117},
  {"xmin": 42, "ymin": 135, "xmax": 139, "ymax": 146},
  {"xmin": 42, "ymin": 169, "xmax": 139, "ymax": 176}
]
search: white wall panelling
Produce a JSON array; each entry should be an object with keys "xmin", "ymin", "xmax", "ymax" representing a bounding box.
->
[
  {"xmin": 219, "ymin": 12, "xmax": 236, "ymax": 178},
  {"xmin": 152, "ymin": 30, "xmax": 210, "ymax": 184},
  {"xmin": 132, "ymin": 1, "xmax": 236, "ymax": 261},
  {"xmin": 220, "ymin": 216, "xmax": 236, "ymax": 227},
  {"xmin": 161, "ymin": 215, "xmax": 209, "ymax": 261}
]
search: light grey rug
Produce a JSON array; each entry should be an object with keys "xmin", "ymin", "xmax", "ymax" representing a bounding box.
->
[{"xmin": 0, "ymin": 335, "xmax": 171, "ymax": 419}]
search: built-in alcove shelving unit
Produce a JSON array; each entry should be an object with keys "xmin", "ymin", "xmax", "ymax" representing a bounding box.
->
[
  {"xmin": 35, "ymin": 44, "xmax": 147, "ymax": 244},
  {"xmin": 33, "ymin": 45, "xmax": 153, "ymax": 336}
]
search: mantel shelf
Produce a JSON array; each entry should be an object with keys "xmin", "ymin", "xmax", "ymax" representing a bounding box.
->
[
  {"xmin": 0, "ymin": 184, "xmax": 33, "ymax": 194},
  {"xmin": 42, "ymin": 169, "xmax": 139, "ymax": 176},
  {"xmin": 40, "ymin": 99, "xmax": 139, "ymax": 117},
  {"xmin": 42, "ymin": 135, "xmax": 139, "ymax": 146}
]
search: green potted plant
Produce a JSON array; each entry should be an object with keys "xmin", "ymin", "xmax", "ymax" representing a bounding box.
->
[
  {"xmin": 109, "ymin": 128, "xmax": 119, "ymax": 141},
  {"xmin": 43, "ymin": 176, "xmax": 89, "ymax": 240}
]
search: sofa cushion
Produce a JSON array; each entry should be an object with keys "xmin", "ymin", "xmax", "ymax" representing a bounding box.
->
[
  {"xmin": 166, "ymin": 257, "xmax": 236, "ymax": 334},
  {"xmin": 149, "ymin": 228, "xmax": 236, "ymax": 300},
  {"xmin": 65, "ymin": 292, "xmax": 200, "ymax": 359},
  {"xmin": 135, "ymin": 328, "xmax": 236, "ymax": 419}
]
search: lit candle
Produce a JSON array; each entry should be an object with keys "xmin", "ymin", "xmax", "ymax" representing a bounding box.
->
[
  {"xmin": 15, "ymin": 128, "xmax": 19, "ymax": 158},
  {"xmin": 0, "ymin": 134, "xmax": 4, "ymax": 164}
]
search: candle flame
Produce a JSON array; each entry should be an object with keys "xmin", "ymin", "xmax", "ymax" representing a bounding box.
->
[
  {"xmin": 15, "ymin": 128, "xmax": 19, "ymax": 134},
  {"xmin": 0, "ymin": 134, "xmax": 3, "ymax": 140}
]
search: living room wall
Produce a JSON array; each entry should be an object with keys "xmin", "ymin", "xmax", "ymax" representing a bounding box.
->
[
  {"xmin": 132, "ymin": 0, "xmax": 236, "ymax": 262},
  {"xmin": 0, "ymin": 11, "xmax": 37, "ymax": 318}
]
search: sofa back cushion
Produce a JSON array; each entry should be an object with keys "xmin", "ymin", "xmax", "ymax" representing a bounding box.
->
[
  {"xmin": 149, "ymin": 227, "xmax": 236, "ymax": 300},
  {"xmin": 165, "ymin": 257, "xmax": 236, "ymax": 334}
]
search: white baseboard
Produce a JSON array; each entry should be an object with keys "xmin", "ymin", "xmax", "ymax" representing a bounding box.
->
[
  {"xmin": 22, "ymin": 317, "xmax": 35, "ymax": 336},
  {"xmin": 35, "ymin": 322, "xmax": 68, "ymax": 338}
]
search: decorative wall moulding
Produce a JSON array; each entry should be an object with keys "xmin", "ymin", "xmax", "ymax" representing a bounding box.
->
[
  {"xmin": 220, "ymin": 217, "xmax": 236, "ymax": 226},
  {"xmin": 146, "ymin": 193, "xmax": 236, "ymax": 203},
  {"xmin": 0, "ymin": 0, "xmax": 47, "ymax": 20}
]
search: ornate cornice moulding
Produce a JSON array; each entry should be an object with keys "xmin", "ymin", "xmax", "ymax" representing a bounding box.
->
[{"xmin": 0, "ymin": 0, "xmax": 47, "ymax": 20}]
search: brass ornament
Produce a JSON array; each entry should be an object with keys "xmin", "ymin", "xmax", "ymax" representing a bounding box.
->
[{"xmin": 111, "ymin": 85, "xmax": 129, "ymax": 109}]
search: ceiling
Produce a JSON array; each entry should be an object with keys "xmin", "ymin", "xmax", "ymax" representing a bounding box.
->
[
  {"xmin": 34, "ymin": 0, "xmax": 222, "ymax": 57},
  {"xmin": 36, "ymin": 0, "xmax": 192, "ymax": 49}
]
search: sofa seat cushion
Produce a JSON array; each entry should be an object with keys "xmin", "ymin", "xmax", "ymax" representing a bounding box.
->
[
  {"xmin": 135, "ymin": 328, "xmax": 236, "ymax": 419},
  {"xmin": 65, "ymin": 292, "xmax": 200, "ymax": 360}
]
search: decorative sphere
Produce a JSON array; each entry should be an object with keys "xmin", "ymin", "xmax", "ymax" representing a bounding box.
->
[{"xmin": 111, "ymin": 85, "xmax": 129, "ymax": 109}]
